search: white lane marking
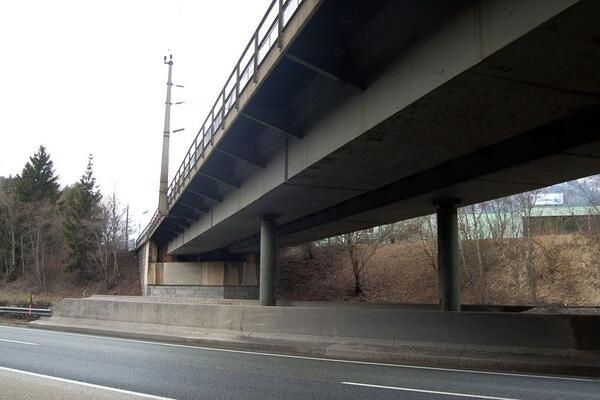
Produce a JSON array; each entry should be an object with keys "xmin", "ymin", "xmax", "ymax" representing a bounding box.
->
[
  {"xmin": 342, "ymin": 382, "xmax": 522, "ymax": 400},
  {"xmin": 1, "ymin": 324, "xmax": 597, "ymax": 383},
  {"xmin": 0, "ymin": 366, "xmax": 176, "ymax": 400},
  {"xmin": 0, "ymin": 338, "xmax": 38, "ymax": 346}
]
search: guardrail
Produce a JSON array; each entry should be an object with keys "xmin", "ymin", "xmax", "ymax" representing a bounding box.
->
[
  {"xmin": 136, "ymin": 0, "xmax": 305, "ymax": 249},
  {"xmin": 0, "ymin": 306, "xmax": 52, "ymax": 318}
]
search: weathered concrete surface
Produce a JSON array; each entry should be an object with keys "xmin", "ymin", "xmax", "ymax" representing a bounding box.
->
[
  {"xmin": 36, "ymin": 297, "xmax": 600, "ymax": 352},
  {"xmin": 147, "ymin": 285, "xmax": 258, "ymax": 299}
]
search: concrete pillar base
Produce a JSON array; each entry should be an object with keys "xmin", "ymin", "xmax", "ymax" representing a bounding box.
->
[
  {"xmin": 434, "ymin": 198, "xmax": 461, "ymax": 312},
  {"xmin": 259, "ymin": 215, "xmax": 278, "ymax": 306}
]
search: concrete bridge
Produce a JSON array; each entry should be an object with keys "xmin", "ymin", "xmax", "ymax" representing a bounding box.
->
[{"xmin": 137, "ymin": 0, "xmax": 600, "ymax": 307}]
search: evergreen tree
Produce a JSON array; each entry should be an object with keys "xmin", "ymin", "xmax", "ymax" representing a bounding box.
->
[
  {"xmin": 63, "ymin": 155, "xmax": 102, "ymax": 280},
  {"xmin": 15, "ymin": 145, "xmax": 60, "ymax": 203}
]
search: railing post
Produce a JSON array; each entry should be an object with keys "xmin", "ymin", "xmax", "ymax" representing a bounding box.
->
[
  {"xmin": 211, "ymin": 110, "xmax": 215, "ymax": 145},
  {"xmin": 221, "ymin": 89, "xmax": 226, "ymax": 130},
  {"xmin": 235, "ymin": 64, "xmax": 240, "ymax": 110},
  {"xmin": 277, "ymin": 0, "xmax": 284, "ymax": 49},
  {"xmin": 253, "ymin": 32, "xmax": 259, "ymax": 83},
  {"xmin": 200, "ymin": 127, "xmax": 206, "ymax": 157}
]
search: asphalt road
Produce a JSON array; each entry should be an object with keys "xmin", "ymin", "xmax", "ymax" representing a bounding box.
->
[{"xmin": 0, "ymin": 324, "xmax": 598, "ymax": 400}]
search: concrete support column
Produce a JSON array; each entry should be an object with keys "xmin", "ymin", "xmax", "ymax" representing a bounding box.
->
[
  {"xmin": 435, "ymin": 199, "xmax": 461, "ymax": 311},
  {"xmin": 259, "ymin": 215, "xmax": 278, "ymax": 306}
]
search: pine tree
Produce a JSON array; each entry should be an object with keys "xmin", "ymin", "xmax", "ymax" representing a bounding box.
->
[
  {"xmin": 63, "ymin": 154, "xmax": 102, "ymax": 280},
  {"xmin": 15, "ymin": 145, "xmax": 60, "ymax": 203}
]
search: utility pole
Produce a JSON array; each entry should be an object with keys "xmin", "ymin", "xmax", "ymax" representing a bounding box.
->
[{"xmin": 158, "ymin": 54, "xmax": 174, "ymax": 215}]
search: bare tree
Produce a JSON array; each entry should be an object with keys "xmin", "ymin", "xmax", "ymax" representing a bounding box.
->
[
  {"xmin": 505, "ymin": 195, "xmax": 523, "ymax": 297},
  {"xmin": 466, "ymin": 204, "xmax": 489, "ymax": 304},
  {"xmin": 334, "ymin": 225, "xmax": 392, "ymax": 296},
  {"xmin": 457, "ymin": 209, "xmax": 472, "ymax": 286},
  {"xmin": 0, "ymin": 184, "xmax": 19, "ymax": 278},
  {"xmin": 517, "ymin": 191, "xmax": 540, "ymax": 304},
  {"xmin": 303, "ymin": 241, "xmax": 315, "ymax": 260},
  {"xmin": 21, "ymin": 201, "xmax": 60, "ymax": 290},
  {"xmin": 93, "ymin": 191, "xmax": 127, "ymax": 288},
  {"xmin": 415, "ymin": 216, "xmax": 437, "ymax": 271}
]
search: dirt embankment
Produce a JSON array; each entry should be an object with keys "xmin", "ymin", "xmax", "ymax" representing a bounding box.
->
[
  {"xmin": 0, "ymin": 252, "xmax": 140, "ymax": 306},
  {"xmin": 277, "ymin": 235, "xmax": 600, "ymax": 306}
]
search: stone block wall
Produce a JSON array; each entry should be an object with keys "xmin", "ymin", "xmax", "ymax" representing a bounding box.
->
[{"xmin": 147, "ymin": 285, "xmax": 259, "ymax": 299}]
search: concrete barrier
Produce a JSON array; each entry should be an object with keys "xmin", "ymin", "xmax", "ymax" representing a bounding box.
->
[{"xmin": 49, "ymin": 297, "xmax": 600, "ymax": 352}]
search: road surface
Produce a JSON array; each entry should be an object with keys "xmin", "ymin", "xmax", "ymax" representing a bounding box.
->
[{"xmin": 0, "ymin": 324, "xmax": 597, "ymax": 399}]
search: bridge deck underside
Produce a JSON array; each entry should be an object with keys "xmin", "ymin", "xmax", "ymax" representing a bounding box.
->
[{"xmin": 156, "ymin": 0, "xmax": 600, "ymax": 256}]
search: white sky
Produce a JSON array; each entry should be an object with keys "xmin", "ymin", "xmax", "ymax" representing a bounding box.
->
[{"xmin": 0, "ymin": 0, "xmax": 270, "ymax": 236}]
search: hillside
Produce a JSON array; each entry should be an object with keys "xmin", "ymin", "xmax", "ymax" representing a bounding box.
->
[
  {"xmin": 2, "ymin": 233, "xmax": 598, "ymax": 307},
  {"xmin": 278, "ymin": 234, "xmax": 600, "ymax": 306},
  {"xmin": 0, "ymin": 252, "xmax": 140, "ymax": 306}
]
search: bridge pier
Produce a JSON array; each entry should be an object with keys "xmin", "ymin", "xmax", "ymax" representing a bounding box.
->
[
  {"xmin": 259, "ymin": 215, "xmax": 278, "ymax": 306},
  {"xmin": 435, "ymin": 199, "xmax": 461, "ymax": 312}
]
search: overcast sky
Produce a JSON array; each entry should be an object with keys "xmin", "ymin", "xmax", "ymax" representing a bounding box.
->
[{"xmin": 0, "ymin": 0, "xmax": 270, "ymax": 236}]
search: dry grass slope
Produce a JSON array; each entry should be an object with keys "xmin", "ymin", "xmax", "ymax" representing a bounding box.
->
[
  {"xmin": 0, "ymin": 252, "xmax": 140, "ymax": 306},
  {"xmin": 278, "ymin": 234, "xmax": 600, "ymax": 306}
]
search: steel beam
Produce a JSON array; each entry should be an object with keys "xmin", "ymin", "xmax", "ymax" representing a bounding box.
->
[
  {"xmin": 171, "ymin": 209, "xmax": 201, "ymax": 222},
  {"xmin": 160, "ymin": 226, "xmax": 181, "ymax": 236},
  {"xmin": 170, "ymin": 215, "xmax": 196, "ymax": 225},
  {"xmin": 240, "ymin": 112, "xmax": 302, "ymax": 139},
  {"xmin": 198, "ymin": 172, "xmax": 240, "ymax": 189},
  {"xmin": 178, "ymin": 201, "xmax": 208, "ymax": 213},
  {"xmin": 166, "ymin": 217, "xmax": 191, "ymax": 228},
  {"xmin": 284, "ymin": 52, "xmax": 365, "ymax": 90},
  {"xmin": 215, "ymin": 148, "xmax": 265, "ymax": 169},
  {"xmin": 153, "ymin": 232, "xmax": 173, "ymax": 242},
  {"xmin": 188, "ymin": 188, "xmax": 222, "ymax": 203},
  {"xmin": 162, "ymin": 222, "xmax": 184, "ymax": 233}
]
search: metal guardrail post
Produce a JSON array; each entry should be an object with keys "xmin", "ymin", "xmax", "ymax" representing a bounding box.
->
[
  {"xmin": 278, "ymin": 0, "xmax": 284, "ymax": 49},
  {"xmin": 253, "ymin": 32, "xmax": 259, "ymax": 83},
  {"xmin": 210, "ymin": 110, "xmax": 215, "ymax": 145},
  {"xmin": 221, "ymin": 89, "xmax": 226, "ymax": 129},
  {"xmin": 235, "ymin": 64, "xmax": 241, "ymax": 110}
]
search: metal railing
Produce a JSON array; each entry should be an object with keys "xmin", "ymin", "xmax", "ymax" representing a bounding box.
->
[
  {"xmin": 0, "ymin": 306, "xmax": 52, "ymax": 317},
  {"xmin": 137, "ymin": 0, "xmax": 304, "ymax": 247}
]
